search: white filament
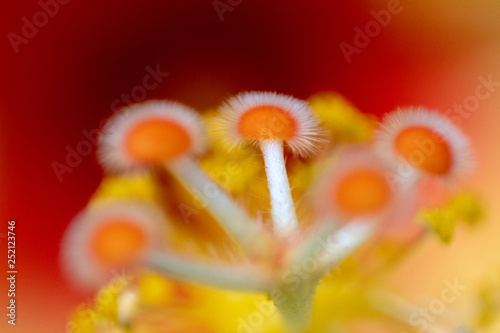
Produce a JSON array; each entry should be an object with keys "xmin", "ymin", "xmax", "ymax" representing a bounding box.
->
[{"xmin": 260, "ymin": 140, "xmax": 299, "ymax": 236}]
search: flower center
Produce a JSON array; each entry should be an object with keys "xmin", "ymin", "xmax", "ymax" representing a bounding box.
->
[
  {"xmin": 334, "ymin": 169, "xmax": 391, "ymax": 215},
  {"xmin": 125, "ymin": 118, "xmax": 192, "ymax": 163},
  {"xmin": 237, "ymin": 106, "xmax": 297, "ymax": 141},
  {"xmin": 92, "ymin": 219, "xmax": 146, "ymax": 265},
  {"xmin": 394, "ymin": 126, "xmax": 452, "ymax": 175}
]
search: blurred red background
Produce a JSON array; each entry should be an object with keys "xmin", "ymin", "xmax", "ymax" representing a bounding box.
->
[{"xmin": 1, "ymin": 1, "xmax": 500, "ymax": 332}]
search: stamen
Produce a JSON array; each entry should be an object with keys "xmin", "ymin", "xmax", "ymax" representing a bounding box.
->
[
  {"xmin": 394, "ymin": 126, "xmax": 452, "ymax": 175},
  {"xmin": 315, "ymin": 146, "xmax": 395, "ymax": 219},
  {"xmin": 260, "ymin": 140, "xmax": 299, "ymax": 235},
  {"xmin": 97, "ymin": 100, "xmax": 206, "ymax": 173},
  {"xmin": 125, "ymin": 118, "xmax": 192, "ymax": 163},
  {"xmin": 217, "ymin": 91, "xmax": 324, "ymax": 156},
  {"xmin": 97, "ymin": 100, "xmax": 265, "ymax": 255},
  {"xmin": 375, "ymin": 108, "xmax": 473, "ymax": 180},
  {"xmin": 92, "ymin": 219, "xmax": 146, "ymax": 266},
  {"xmin": 318, "ymin": 220, "xmax": 375, "ymax": 272},
  {"xmin": 217, "ymin": 92, "xmax": 324, "ymax": 236},
  {"xmin": 237, "ymin": 105, "xmax": 298, "ymax": 141},
  {"xmin": 334, "ymin": 169, "xmax": 391, "ymax": 216},
  {"xmin": 60, "ymin": 201, "xmax": 165, "ymax": 290},
  {"xmin": 167, "ymin": 157, "xmax": 268, "ymax": 254},
  {"xmin": 289, "ymin": 219, "xmax": 375, "ymax": 278},
  {"xmin": 144, "ymin": 251, "xmax": 275, "ymax": 293}
]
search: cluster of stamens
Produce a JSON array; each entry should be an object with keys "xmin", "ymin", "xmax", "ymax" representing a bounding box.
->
[{"xmin": 60, "ymin": 92, "xmax": 473, "ymax": 332}]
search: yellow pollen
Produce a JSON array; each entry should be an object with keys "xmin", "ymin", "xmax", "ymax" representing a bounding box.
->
[
  {"xmin": 125, "ymin": 118, "xmax": 192, "ymax": 163},
  {"xmin": 92, "ymin": 219, "xmax": 146, "ymax": 265},
  {"xmin": 394, "ymin": 126, "xmax": 452, "ymax": 175},
  {"xmin": 334, "ymin": 169, "xmax": 391, "ymax": 215},
  {"xmin": 237, "ymin": 106, "xmax": 297, "ymax": 140}
]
